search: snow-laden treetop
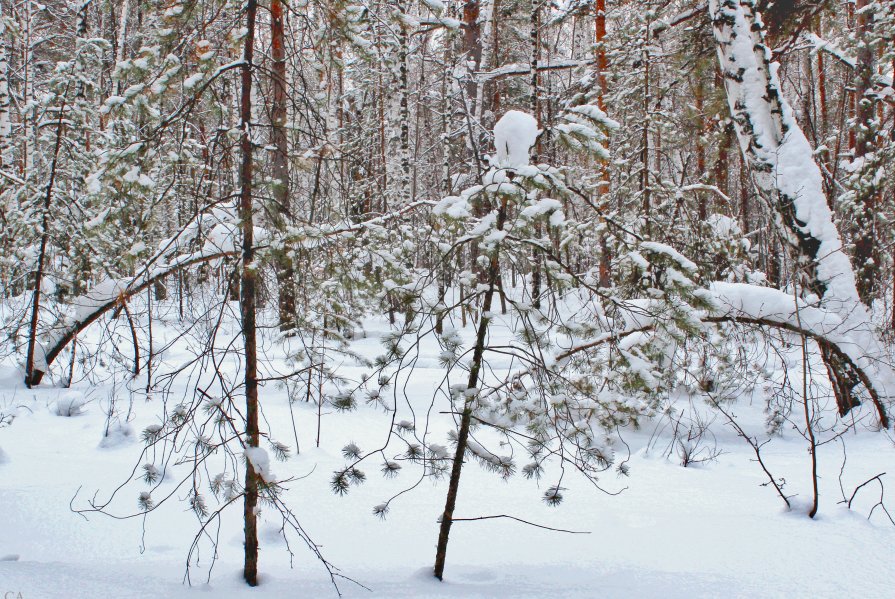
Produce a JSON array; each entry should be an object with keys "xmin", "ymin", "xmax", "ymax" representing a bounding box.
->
[{"xmin": 493, "ymin": 110, "xmax": 539, "ymax": 169}]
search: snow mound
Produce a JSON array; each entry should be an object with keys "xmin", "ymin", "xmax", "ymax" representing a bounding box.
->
[
  {"xmin": 0, "ymin": 446, "xmax": 7, "ymax": 464},
  {"xmin": 54, "ymin": 391, "xmax": 86, "ymax": 417},
  {"xmin": 493, "ymin": 110, "xmax": 539, "ymax": 169},
  {"xmin": 99, "ymin": 423, "xmax": 136, "ymax": 449}
]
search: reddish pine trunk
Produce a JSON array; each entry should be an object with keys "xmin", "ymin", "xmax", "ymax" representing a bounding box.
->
[
  {"xmin": 596, "ymin": 0, "xmax": 612, "ymax": 288},
  {"xmin": 270, "ymin": 0, "xmax": 295, "ymax": 331}
]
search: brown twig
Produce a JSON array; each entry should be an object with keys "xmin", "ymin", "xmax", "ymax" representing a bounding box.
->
[{"xmin": 450, "ymin": 514, "xmax": 591, "ymax": 534}]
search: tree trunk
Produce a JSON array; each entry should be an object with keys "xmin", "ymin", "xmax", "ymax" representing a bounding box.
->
[
  {"xmin": 24, "ymin": 91, "xmax": 69, "ymax": 387},
  {"xmin": 270, "ymin": 0, "xmax": 295, "ymax": 331},
  {"xmin": 434, "ymin": 197, "xmax": 508, "ymax": 581},
  {"xmin": 640, "ymin": 28, "xmax": 651, "ymax": 238},
  {"xmin": 238, "ymin": 0, "xmax": 261, "ymax": 585},
  {"xmin": 463, "ymin": 1, "xmax": 482, "ymax": 116},
  {"xmin": 694, "ymin": 77, "xmax": 707, "ymax": 221},
  {"xmin": 595, "ymin": 0, "xmax": 611, "ymax": 288},
  {"xmin": 398, "ymin": 3, "xmax": 411, "ymax": 205},
  {"xmin": 852, "ymin": 0, "xmax": 878, "ymax": 304},
  {"xmin": 529, "ymin": 0, "xmax": 542, "ymax": 308},
  {"xmin": 0, "ymin": 0, "xmax": 11, "ymax": 169}
]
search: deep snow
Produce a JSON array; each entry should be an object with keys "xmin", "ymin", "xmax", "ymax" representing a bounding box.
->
[{"xmin": 1, "ymin": 301, "xmax": 894, "ymax": 599}]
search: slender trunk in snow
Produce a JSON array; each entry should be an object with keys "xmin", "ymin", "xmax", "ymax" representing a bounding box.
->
[
  {"xmin": 595, "ymin": 0, "xmax": 611, "ymax": 289},
  {"xmin": 75, "ymin": 1, "xmax": 92, "ymax": 100},
  {"xmin": 847, "ymin": 1, "xmax": 857, "ymax": 154},
  {"xmin": 708, "ymin": 0, "xmax": 892, "ymax": 424},
  {"xmin": 238, "ymin": 0, "xmax": 261, "ymax": 585},
  {"xmin": 816, "ymin": 15, "xmax": 828, "ymax": 134},
  {"xmin": 22, "ymin": 0, "xmax": 34, "ymax": 176},
  {"xmin": 398, "ymin": 4, "xmax": 411, "ymax": 205},
  {"xmin": 461, "ymin": 0, "xmax": 486, "ymax": 317},
  {"xmin": 115, "ymin": 0, "xmax": 129, "ymax": 70},
  {"xmin": 491, "ymin": 0, "xmax": 501, "ymax": 116},
  {"xmin": 640, "ymin": 27, "xmax": 651, "ymax": 237},
  {"xmin": 474, "ymin": 0, "xmax": 495, "ymax": 133},
  {"xmin": 463, "ymin": 1, "xmax": 482, "ymax": 116},
  {"xmin": 434, "ymin": 196, "xmax": 508, "ymax": 581},
  {"xmin": 24, "ymin": 78, "xmax": 71, "ymax": 386},
  {"xmin": 694, "ymin": 78, "xmax": 707, "ymax": 221}
]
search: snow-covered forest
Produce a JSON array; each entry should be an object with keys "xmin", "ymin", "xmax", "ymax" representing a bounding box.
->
[{"xmin": 1, "ymin": 0, "xmax": 894, "ymax": 596}]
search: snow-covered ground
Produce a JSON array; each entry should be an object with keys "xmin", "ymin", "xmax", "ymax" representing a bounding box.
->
[{"xmin": 1, "ymin": 302, "xmax": 894, "ymax": 598}]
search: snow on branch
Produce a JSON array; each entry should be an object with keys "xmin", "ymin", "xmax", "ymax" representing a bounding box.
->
[
  {"xmin": 803, "ymin": 32, "xmax": 894, "ymax": 96},
  {"xmin": 29, "ymin": 200, "xmax": 435, "ymax": 384},
  {"xmin": 475, "ymin": 59, "xmax": 591, "ymax": 83},
  {"xmin": 543, "ymin": 282, "xmax": 890, "ymax": 428},
  {"xmin": 28, "ymin": 204, "xmax": 252, "ymax": 384},
  {"xmin": 650, "ymin": 3, "xmax": 708, "ymax": 37},
  {"xmin": 285, "ymin": 200, "xmax": 434, "ymax": 249}
]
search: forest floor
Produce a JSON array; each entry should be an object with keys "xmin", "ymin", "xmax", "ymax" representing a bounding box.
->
[{"xmin": 1, "ymin": 300, "xmax": 894, "ymax": 598}]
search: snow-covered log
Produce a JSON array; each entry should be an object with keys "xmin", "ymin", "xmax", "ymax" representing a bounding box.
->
[
  {"xmin": 707, "ymin": 0, "xmax": 893, "ymax": 422},
  {"xmin": 27, "ymin": 249, "xmax": 238, "ymax": 387},
  {"xmin": 475, "ymin": 59, "xmax": 591, "ymax": 82},
  {"xmin": 704, "ymin": 283, "xmax": 889, "ymax": 427}
]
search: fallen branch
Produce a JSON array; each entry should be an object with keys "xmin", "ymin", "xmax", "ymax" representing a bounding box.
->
[
  {"xmin": 450, "ymin": 514, "xmax": 590, "ymax": 534},
  {"xmin": 704, "ymin": 390, "xmax": 791, "ymax": 509}
]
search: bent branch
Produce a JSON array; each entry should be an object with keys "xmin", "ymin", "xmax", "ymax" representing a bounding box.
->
[{"xmin": 28, "ymin": 249, "xmax": 238, "ymax": 386}]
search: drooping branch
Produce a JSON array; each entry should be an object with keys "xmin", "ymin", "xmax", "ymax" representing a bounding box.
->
[
  {"xmin": 27, "ymin": 200, "xmax": 435, "ymax": 385},
  {"xmin": 474, "ymin": 59, "xmax": 592, "ymax": 83},
  {"xmin": 650, "ymin": 3, "xmax": 708, "ymax": 38},
  {"xmin": 28, "ymin": 249, "xmax": 238, "ymax": 386}
]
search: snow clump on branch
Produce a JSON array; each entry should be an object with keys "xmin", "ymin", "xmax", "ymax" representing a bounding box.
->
[{"xmin": 493, "ymin": 110, "xmax": 540, "ymax": 169}]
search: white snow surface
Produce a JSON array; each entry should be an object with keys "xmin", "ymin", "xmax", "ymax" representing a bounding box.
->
[
  {"xmin": 493, "ymin": 110, "xmax": 539, "ymax": 169},
  {"xmin": 1, "ymin": 294, "xmax": 894, "ymax": 598}
]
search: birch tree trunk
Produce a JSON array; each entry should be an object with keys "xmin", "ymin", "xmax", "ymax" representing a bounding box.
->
[
  {"xmin": 0, "ymin": 1, "xmax": 11, "ymax": 169},
  {"xmin": 708, "ymin": 0, "xmax": 892, "ymax": 424},
  {"xmin": 529, "ymin": 0, "xmax": 542, "ymax": 308},
  {"xmin": 398, "ymin": 2, "xmax": 411, "ymax": 206}
]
